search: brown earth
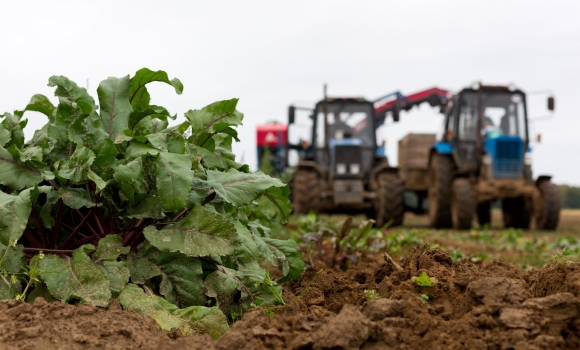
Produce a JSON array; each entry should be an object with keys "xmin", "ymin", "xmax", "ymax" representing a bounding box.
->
[{"xmin": 3, "ymin": 245, "xmax": 580, "ymax": 349}]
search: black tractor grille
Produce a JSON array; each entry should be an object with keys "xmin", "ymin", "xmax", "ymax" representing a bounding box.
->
[{"xmin": 334, "ymin": 145, "xmax": 362, "ymax": 176}]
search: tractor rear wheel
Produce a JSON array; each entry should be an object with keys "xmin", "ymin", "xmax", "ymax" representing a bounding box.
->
[
  {"xmin": 292, "ymin": 169, "xmax": 321, "ymax": 214},
  {"xmin": 451, "ymin": 178, "xmax": 474, "ymax": 230},
  {"xmin": 535, "ymin": 181, "xmax": 561, "ymax": 230},
  {"xmin": 428, "ymin": 154, "xmax": 453, "ymax": 228},
  {"xmin": 477, "ymin": 201, "xmax": 492, "ymax": 227},
  {"xmin": 502, "ymin": 197, "xmax": 532, "ymax": 229},
  {"xmin": 375, "ymin": 172, "xmax": 404, "ymax": 227}
]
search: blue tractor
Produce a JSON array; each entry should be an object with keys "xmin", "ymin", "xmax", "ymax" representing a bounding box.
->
[{"xmin": 422, "ymin": 84, "xmax": 560, "ymax": 230}]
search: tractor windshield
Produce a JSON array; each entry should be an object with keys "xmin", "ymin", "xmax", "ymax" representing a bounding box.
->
[
  {"xmin": 458, "ymin": 91, "xmax": 527, "ymax": 142},
  {"xmin": 314, "ymin": 102, "xmax": 374, "ymax": 148}
]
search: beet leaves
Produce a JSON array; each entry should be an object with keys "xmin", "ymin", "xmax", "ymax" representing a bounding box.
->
[{"xmin": 0, "ymin": 68, "xmax": 303, "ymax": 338}]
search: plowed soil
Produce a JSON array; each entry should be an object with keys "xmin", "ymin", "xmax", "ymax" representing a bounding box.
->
[{"xmin": 3, "ymin": 244, "xmax": 580, "ymax": 349}]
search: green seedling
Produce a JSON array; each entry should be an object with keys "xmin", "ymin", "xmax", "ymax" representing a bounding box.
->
[
  {"xmin": 411, "ymin": 271, "xmax": 437, "ymax": 287},
  {"xmin": 363, "ymin": 289, "xmax": 379, "ymax": 301}
]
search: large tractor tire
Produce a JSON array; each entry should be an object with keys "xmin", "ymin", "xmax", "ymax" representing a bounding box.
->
[
  {"xmin": 428, "ymin": 154, "xmax": 454, "ymax": 228},
  {"xmin": 375, "ymin": 172, "xmax": 405, "ymax": 227},
  {"xmin": 535, "ymin": 180, "xmax": 561, "ymax": 230},
  {"xmin": 502, "ymin": 197, "xmax": 532, "ymax": 229},
  {"xmin": 292, "ymin": 169, "xmax": 321, "ymax": 214},
  {"xmin": 477, "ymin": 201, "xmax": 492, "ymax": 227},
  {"xmin": 451, "ymin": 178, "xmax": 474, "ymax": 230}
]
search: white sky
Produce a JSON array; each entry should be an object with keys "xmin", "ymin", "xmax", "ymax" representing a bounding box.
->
[{"xmin": 2, "ymin": 0, "xmax": 579, "ymax": 185}]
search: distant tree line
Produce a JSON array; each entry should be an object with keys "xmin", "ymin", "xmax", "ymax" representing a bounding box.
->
[{"xmin": 560, "ymin": 185, "xmax": 580, "ymax": 209}]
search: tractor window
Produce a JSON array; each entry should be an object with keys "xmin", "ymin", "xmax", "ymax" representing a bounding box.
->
[
  {"xmin": 314, "ymin": 102, "xmax": 374, "ymax": 148},
  {"xmin": 458, "ymin": 102, "xmax": 477, "ymax": 141},
  {"xmin": 459, "ymin": 92, "xmax": 527, "ymax": 141}
]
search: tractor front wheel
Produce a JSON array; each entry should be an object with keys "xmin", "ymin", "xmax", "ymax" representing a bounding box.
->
[
  {"xmin": 451, "ymin": 178, "xmax": 474, "ymax": 230},
  {"xmin": 292, "ymin": 169, "xmax": 321, "ymax": 214},
  {"xmin": 375, "ymin": 172, "xmax": 405, "ymax": 227},
  {"xmin": 428, "ymin": 154, "xmax": 453, "ymax": 228}
]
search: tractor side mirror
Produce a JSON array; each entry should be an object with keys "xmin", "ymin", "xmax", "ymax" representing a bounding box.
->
[
  {"xmin": 547, "ymin": 97, "xmax": 555, "ymax": 111},
  {"xmin": 288, "ymin": 106, "xmax": 296, "ymax": 124}
]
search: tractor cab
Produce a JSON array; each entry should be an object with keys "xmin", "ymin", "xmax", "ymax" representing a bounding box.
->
[
  {"xmin": 442, "ymin": 85, "xmax": 531, "ymax": 178},
  {"xmin": 310, "ymin": 98, "xmax": 381, "ymax": 181}
]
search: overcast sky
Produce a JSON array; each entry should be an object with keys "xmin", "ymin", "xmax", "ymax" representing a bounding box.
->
[{"xmin": 2, "ymin": 1, "xmax": 579, "ymax": 185}]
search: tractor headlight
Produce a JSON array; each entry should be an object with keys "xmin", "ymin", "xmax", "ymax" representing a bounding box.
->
[
  {"xmin": 350, "ymin": 164, "xmax": 360, "ymax": 175},
  {"xmin": 482, "ymin": 155, "xmax": 492, "ymax": 165},
  {"xmin": 524, "ymin": 154, "xmax": 532, "ymax": 166},
  {"xmin": 336, "ymin": 163, "xmax": 346, "ymax": 174}
]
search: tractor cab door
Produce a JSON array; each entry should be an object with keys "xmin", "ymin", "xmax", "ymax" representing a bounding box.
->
[{"xmin": 451, "ymin": 94, "xmax": 479, "ymax": 172}]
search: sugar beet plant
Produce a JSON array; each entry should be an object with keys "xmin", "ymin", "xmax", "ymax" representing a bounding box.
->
[{"xmin": 0, "ymin": 68, "xmax": 303, "ymax": 339}]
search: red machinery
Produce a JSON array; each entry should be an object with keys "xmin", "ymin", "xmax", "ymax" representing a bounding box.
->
[
  {"xmin": 373, "ymin": 87, "xmax": 452, "ymax": 124},
  {"xmin": 256, "ymin": 123, "xmax": 287, "ymax": 175}
]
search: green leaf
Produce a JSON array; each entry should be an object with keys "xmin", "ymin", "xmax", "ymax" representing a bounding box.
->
[
  {"xmin": 186, "ymin": 99, "xmax": 243, "ymax": 142},
  {"xmin": 262, "ymin": 185, "xmax": 292, "ymax": 221},
  {"xmin": 98, "ymin": 75, "xmax": 133, "ymax": 143},
  {"xmin": 155, "ymin": 152, "xmax": 194, "ymax": 212},
  {"xmin": 129, "ymin": 68, "xmax": 183, "ymax": 111},
  {"xmin": 0, "ymin": 188, "xmax": 33, "ymax": 246},
  {"xmin": 119, "ymin": 283, "xmax": 228, "ymax": 339},
  {"xmin": 94, "ymin": 235, "xmax": 130, "ymax": 261},
  {"xmin": 1, "ymin": 113, "xmax": 27, "ymax": 149},
  {"xmin": 125, "ymin": 141, "xmax": 161, "ymax": 159},
  {"xmin": 0, "ymin": 275, "xmax": 22, "ymax": 300},
  {"xmin": 97, "ymin": 261, "xmax": 130, "ymax": 297},
  {"xmin": 27, "ymin": 281, "xmax": 57, "ymax": 304},
  {"xmin": 55, "ymin": 187, "xmax": 97, "ymax": 210},
  {"xmin": 411, "ymin": 271, "xmax": 437, "ymax": 287},
  {"xmin": 0, "ymin": 243, "xmax": 25, "ymax": 274},
  {"xmin": 205, "ymin": 169, "xmax": 285, "ymax": 206},
  {"xmin": 56, "ymin": 145, "xmax": 95, "ymax": 183},
  {"xmin": 126, "ymin": 252, "xmax": 162, "ymax": 284},
  {"xmin": 0, "ymin": 146, "xmax": 43, "ymax": 190},
  {"xmin": 39, "ymin": 245, "xmax": 112, "ymax": 307},
  {"xmin": 261, "ymin": 238, "xmax": 304, "ymax": 280},
  {"xmin": 23, "ymin": 94, "xmax": 55, "ymax": 121},
  {"xmin": 47, "ymin": 76, "xmax": 96, "ymax": 144},
  {"xmin": 0, "ymin": 124, "xmax": 10, "ymax": 147},
  {"xmin": 129, "ymin": 105, "xmax": 171, "ymax": 131},
  {"xmin": 68, "ymin": 112, "xmax": 118, "ymax": 171},
  {"xmin": 124, "ymin": 196, "xmax": 166, "ymax": 220},
  {"xmin": 146, "ymin": 250, "xmax": 206, "ymax": 307},
  {"xmin": 143, "ymin": 204, "xmax": 237, "ymax": 257},
  {"xmin": 204, "ymin": 269, "xmax": 239, "ymax": 316}
]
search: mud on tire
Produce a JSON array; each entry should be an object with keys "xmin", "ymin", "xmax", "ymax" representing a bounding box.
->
[
  {"xmin": 428, "ymin": 154, "xmax": 453, "ymax": 228},
  {"xmin": 535, "ymin": 180, "xmax": 561, "ymax": 230},
  {"xmin": 375, "ymin": 172, "xmax": 404, "ymax": 227},
  {"xmin": 292, "ymin": 169, "xmax": 321, "ymax": 214},
  {"xmin": 451, "ymin": 178, "xmax": 474, "ymax": 230}
]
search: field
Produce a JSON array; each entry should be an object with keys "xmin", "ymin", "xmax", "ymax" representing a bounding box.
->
[
  {"xmin": 0, "ymin": 68, "xmax": 578, "ymax": 349},
  {"xmin": 2, "ymin": 211, "xmax": 580, "ymax": 349}
]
